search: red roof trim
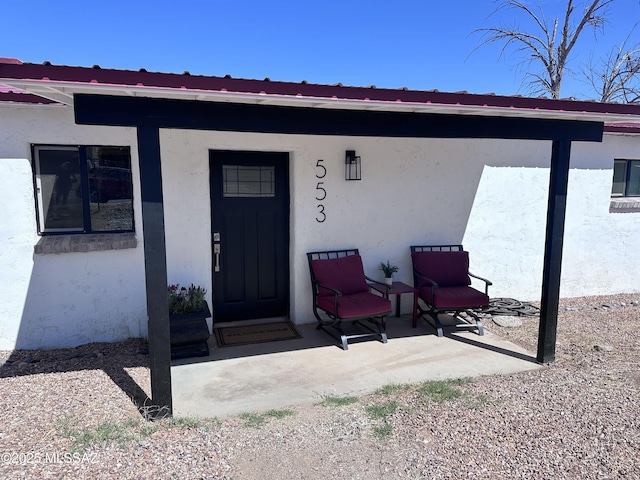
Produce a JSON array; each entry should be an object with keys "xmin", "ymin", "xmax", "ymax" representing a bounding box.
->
[
  {"xmin": 604, "ymin": 122, "xmax": 640, "ymax": 134},
  {"xmin": 0, "ymin": 57, "xmax": 23, "ymax": 65},
  {"xmin": 1, "ymin": 58, "xmax": 640, "ymax": 116},
  {"xmin": 0, "ymin": 91, "xmax": 56, "ymax": 104}
]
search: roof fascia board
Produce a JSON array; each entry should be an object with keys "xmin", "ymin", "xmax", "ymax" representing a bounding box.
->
[{"xmin": 74, "ymin": 93, "xmax": 603, "ymax": 142}]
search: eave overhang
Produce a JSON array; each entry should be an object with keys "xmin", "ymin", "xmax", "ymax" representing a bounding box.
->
[{"xmin": 3, "ymin": 78, "xmax": 638, "ymax": 125}]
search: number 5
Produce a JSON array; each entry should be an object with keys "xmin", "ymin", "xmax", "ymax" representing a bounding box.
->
[
  {"xmin": 315, "ymin": 182, "xmax": 326, "ymax": 201},
  {"xmin": 315, "ymin": 159, "xmax": 326, "ymax": 179}
]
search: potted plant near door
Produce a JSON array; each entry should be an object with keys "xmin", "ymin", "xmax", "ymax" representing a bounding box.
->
[
  {"xmin": 168, "ymin": 284, "xmax": 212, "ymax": 359},
  {"xmin": 379, "ymin": 260, "xmax": 399, "ymax": 286}
]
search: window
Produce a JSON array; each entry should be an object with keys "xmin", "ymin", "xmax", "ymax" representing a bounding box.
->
[
  {"xmin": 33, "ymin": 145, "xmax": 134, "ymax": 234},
  {"xmin": 222, "ymin": 165, "xmax": 275, "ymax": 197},
  {"xmin": 612, "ymin": 159, "xmax": 640, "ymax": 197}
]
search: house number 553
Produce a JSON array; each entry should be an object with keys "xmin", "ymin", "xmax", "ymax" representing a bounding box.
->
[{"xmin": 315, "ymin": 159, "xmax": 327, "ymax": 223}]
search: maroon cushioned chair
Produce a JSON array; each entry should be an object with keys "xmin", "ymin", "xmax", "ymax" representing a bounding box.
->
[
  {"xmin": 410, "ymin": 245, "xmax": 492, "ymax": 337},
  {"xmin": 307, "ymin": 249, "xmax": 392, "ymax": 350}
]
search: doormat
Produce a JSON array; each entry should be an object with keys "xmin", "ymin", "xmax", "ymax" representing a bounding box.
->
[{"xmin": 214, "ymin": 322, "xmax": 301, "ymax": 347}]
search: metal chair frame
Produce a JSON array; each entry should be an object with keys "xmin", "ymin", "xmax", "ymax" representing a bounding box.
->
[
  {"xmin": 307, "ymin": 248, "xmax": 391, "ymax": 350},
  {"xmin": 410, "ymin": 245, "xmax": 492, "ymax": 337}
]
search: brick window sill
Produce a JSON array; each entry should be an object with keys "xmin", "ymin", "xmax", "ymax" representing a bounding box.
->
[
  {"xmin": 610, "ymin": 198, "xmax": 640, "ymax": 213},
  {"xmin": 609, "ymin": 197, "xmax": 640, "ymax": 213},
  {"xmin": 34, "ymin": 233, "xmax": 137, "ymax": 255}
]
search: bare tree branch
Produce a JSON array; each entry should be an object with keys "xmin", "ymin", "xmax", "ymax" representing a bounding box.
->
[
  {"xmin": 473, "ymin": 0, "xmax": 616, "ymax": 99},
  {"xmin": 583, "ymin": 31, "xmax": 640, "ymax": 102}
]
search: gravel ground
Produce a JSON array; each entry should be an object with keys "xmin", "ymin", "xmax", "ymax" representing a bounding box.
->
[{"xmin": 0, "ymin": 293, "xmax": 639, "ymax": 479}]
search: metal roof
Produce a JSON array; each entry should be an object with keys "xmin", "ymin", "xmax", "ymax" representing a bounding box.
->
[
  {"xmin": 602, "ymin": 122, "xmax": 640, "ymax": 134},
  {"xmin": 1, "ymin": 57, "xmax": 640, "ymax": 123}
]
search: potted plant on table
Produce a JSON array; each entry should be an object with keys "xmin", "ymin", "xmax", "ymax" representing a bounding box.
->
[
  {"xmin": 167, "ymin": 284, "xmax": 212, "ymax": 359},
  {"xmin": 379, "ymin": 260, "xmax": 399, "ymax": 286}
]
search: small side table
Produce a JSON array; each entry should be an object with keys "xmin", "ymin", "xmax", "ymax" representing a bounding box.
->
[{"xmin": 370, "ymin": 281, "xmax": 418, "ymax": 328}]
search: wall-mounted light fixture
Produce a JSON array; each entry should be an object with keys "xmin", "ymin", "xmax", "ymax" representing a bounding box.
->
[{"xmin": 345, "ymin": 150, "xmax": 361, "ymax": 181}]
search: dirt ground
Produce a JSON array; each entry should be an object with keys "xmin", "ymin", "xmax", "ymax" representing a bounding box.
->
[{"xmin": 0, "ymin": 293, "xmax": 638, "ymax": 479}]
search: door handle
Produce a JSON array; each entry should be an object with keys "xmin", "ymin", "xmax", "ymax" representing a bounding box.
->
[{"xmin": 214, "ymin": 243, "xmax": 221, "ymax": 272}]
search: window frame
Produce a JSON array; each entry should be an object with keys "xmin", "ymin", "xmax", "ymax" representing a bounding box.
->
[
  {"xmin": 31, "ymin": 144, "xmax": 135, "ymax": 235},
  {"xmin": 612, "ymin": 158, "xmax": 640, "ymax": 198}
]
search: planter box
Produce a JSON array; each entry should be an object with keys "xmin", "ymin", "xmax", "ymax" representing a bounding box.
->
[{"xmin": 169, "ymin": 301, "xmax": 212, "ymax": 360}]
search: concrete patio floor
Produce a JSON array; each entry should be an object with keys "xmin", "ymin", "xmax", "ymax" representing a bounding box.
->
[{"xmin": 171, "ymin": 315, "xmax": 541, "ymax": 419}]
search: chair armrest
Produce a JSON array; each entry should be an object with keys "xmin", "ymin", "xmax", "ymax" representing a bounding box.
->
[
  {"xmin": 413, "ymin": 270, "xmax": 438, "ymax": 304},
  {"xmin": 311, "ymin": 280, "xmax": 342, "ymax": 296},
  {"xmin": 469, "ymin": 271, "xmax": 492, "ymax": 295},
  {"xmin": 311, "ymin": 280, "xmax": 343, "ymax": 316},
  {"xmin": 365, "ymin": 276, "xmax": 390, "ymax": 298},
  {"xmin": 413, "ymin": 270, "xmax": 438, "ymax": 287}
]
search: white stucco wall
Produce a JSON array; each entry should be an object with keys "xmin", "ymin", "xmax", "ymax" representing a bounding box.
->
[
  {"xmin": 0, "ymin": 157, "xmax": 38, "ymax": 348},
  {"xmin": 463, "ymin": 135, "xmax": 640, "ymax": 299},
  {"xmin": 564, "ymin": 136, "xmax": 640, "ymax": 296},
  {"xmin": 0, "ymin": 104, "xmax": 147, "ymax": 349},
  {"xmin": 1, "ymin": 101, "xmax": 638, "ymax": 350},
  {"xmin": 159, "ymin": 129, "xmax": 640, "ymax": 326}
]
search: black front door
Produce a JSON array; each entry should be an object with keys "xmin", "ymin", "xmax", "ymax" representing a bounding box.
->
[{"xmin": 210, "ymin": 150, "xmax": 289, "ymax": 322}]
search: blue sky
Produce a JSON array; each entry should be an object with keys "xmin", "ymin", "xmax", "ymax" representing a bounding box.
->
[{"xmin": 2, "ymin": 0, "xmax": 638, "ymax": 99}]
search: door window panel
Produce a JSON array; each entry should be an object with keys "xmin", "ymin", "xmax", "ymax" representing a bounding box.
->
[{"xmin": 222, "ymin": 165, "xmax": 275, "ymax": 197}]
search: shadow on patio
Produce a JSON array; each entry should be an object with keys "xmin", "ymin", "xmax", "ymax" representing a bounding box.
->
[{"xmin": 171, "ymin": 315, "xmax": 541, "ymax": 419}]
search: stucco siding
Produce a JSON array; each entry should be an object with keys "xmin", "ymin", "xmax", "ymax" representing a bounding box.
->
[
  {"xmin": 0, "ymin": 105, "xmax": 147, "ymax": 349},
  {"xmin": 1, "ymin": 103, "xmax": 638, "ymax": 349}
]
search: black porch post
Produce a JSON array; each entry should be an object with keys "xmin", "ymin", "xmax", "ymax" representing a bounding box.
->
[
  {"xmin": 137, "ymin": 126, "xmax": 172, "ymax": 416},
  {"xmin": 537, "ymin": 138, "xmax": 572, "ymax": 364}
]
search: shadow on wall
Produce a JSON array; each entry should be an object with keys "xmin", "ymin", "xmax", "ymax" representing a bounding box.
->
[
  {"xmin": 462, "ymin": 138, "xmax": 632, "ymax": 299},
  {"xmin": 0, "ymin": 157, "xmax": 146, "ymax": 352},
  {"xmin": 15, "ymin": 247, "xmax": 147, "ymax": 350}
]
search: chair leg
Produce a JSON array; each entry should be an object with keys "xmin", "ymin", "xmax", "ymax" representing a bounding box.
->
[
  {"xmin": 315, "ymin": 322, "xmax": 350, "ymax": 350},
  {"xmin": 430, "ymin": 313, "xmax": 445, "ymax": 337},
  {"xmin": 355, "ymin": 318, "xmax": 388, "ymax": 345},
  {"xmin": 314, "ymin": 310, "xmax": 388, "ymax": 350},
  {"xmin": 462, "ymin": 310, "xmax": 484, "ymax": 336},
  {"xmin": 377, "ymin": 317, "xmax": 388, "ymax": 344},
  {"xmin": 416, "ymin": 301, "xmax": 445, "ymax": 336},
  {"xmin": 419, "ymin": 304, "xmax": 484, "ymax": 337}
]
